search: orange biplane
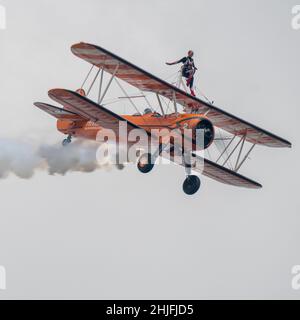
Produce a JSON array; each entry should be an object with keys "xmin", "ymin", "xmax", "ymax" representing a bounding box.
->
[{"xmin": 34, "ymin": 42, "xmax": 291, "ymax": 195}]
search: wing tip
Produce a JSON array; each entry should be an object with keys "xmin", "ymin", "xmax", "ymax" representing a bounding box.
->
[
  {"xmin": 274, "ymin": 137, "xmax": 292, "ymax": 148},
  {"xmin": 33, "ymin": 101, "xmax": 41, "ymax": 107},
  {"xmin": 70, "ymin": 42, "xmax": 81, "ymax": 53},
  {"xmin": 48, "ymin": 88, "xmax": 66, "ymax": 97},
  {"xmin": 33, "ymin": 101, "xmax": 52, "ymax": 110},
  {"xmin": 254, "ymin": 182, "xmax": 263, "ymax": 189},
  {"xmin": 278, "ymin": 140, "xmax": 292, "ymax": 149},
  {"xmin": 71, "ymin": 42, "xmax": 93, "ymax": 56}
]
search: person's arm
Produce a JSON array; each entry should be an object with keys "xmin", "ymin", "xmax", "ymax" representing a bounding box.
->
[
  {"xmin": 166, "ymin": 57, "xmax": 186, "ymax": 66},
  {"xmin": 166, "ymin": 60, "xmax": 179, "ymax": 65},
  {"xmin": 192, "ymin": 60, "xmax": 198, "ymax": 70}
]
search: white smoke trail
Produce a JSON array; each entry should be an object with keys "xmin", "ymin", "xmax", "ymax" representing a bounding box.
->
[{"xmin": 0, "ymin": 138, "xmax": 114, "ymax": 179}]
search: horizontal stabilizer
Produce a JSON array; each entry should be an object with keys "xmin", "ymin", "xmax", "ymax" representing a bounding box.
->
[
  {"xmin": 48, "ymin": 89, "xmax": 147, "ymax": 136},
  {"xmin": 34, "ymin": 102, "xmax": 87, "ymax": 120}
]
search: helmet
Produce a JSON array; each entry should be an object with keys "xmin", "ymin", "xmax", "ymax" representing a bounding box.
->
[{"xmin": 144, "ymin": 108, "xmax": 152, "ymax": 115}]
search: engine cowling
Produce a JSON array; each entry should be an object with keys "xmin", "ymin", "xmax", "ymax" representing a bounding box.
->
[{"xmin": 194, "ymin": 118, "xmax": 215, "ymax": 149}]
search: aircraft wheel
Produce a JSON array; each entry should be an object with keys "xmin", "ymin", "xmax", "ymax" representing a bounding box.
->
[
  {"xmin": 183, "ymin": 175, "xmax": 201, "ymax": 195},
  {"xmin": 116, "ymin": 164, "xmax": 125, "ymax": 170},
  {"xmin": 137, "ymin": 153, "xmax": 154, "ymax": 174},
  {"xmin": 62, "ymin": 136, "xmax": 72, "ymax": 147}
]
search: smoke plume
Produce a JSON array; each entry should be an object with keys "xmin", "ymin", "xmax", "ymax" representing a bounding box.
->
[{"xmin": 0, "ymin": 138, "xmax": 113, "ymax": 179}]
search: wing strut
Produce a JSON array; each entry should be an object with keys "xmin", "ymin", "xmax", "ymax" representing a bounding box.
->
[
  {"xmin": 97, "ymin": 68, "xmax": 104, "ymax": 104},
  {"xmin": 156, "ymin": 93, "xmax": 165, "ymax": 117},
  {"xmin": 99, "ymin": 64, "xmax": 119, "ymax": 104},
  {"xmin": 222, "ymin": 135, "xmax": 245, "ymax": 167},
  {"xmin": 87, "ymin": 68, "xmax": 100, "ymax": 96},
  {"xmin": 235, "ymin": 143, "xmax": 257, "ymax": 172},
  {"xmin": 115, "ymin": 78, "xmax": 141, "ymax": 115},
  {"xmin": 172, "ymin": 90, "xmax": 178, "ymax": 114},
  {"xmin": 234, "ymin": 135, "xmax": 246, "ymax": 171},
  {"xmin": 215, "ymin": 135, "xmax": 236, "ymax": 164},
  {"xmin": 80, "ymin": 65, "xmax": 94, "ymax": 89}
]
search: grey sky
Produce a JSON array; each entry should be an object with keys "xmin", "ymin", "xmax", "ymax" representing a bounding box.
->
[{"xmin": 0, "ymin": 0, "xmax": 299, "ymax": 299}]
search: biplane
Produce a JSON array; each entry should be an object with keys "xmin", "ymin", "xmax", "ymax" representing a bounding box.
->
[{"xmin": 34, "ymin": 42, "xmax": 291, "ymax": 195}]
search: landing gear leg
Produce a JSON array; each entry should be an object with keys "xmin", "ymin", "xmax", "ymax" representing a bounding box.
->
[
  {"xmin": 115, "ymin": 152, "xmax": 126, "ymax": 170},
  {"xmin": 62, "ymin": 134, "xmax": 72, "ymax": 147},
  {"xmin": 182, "ymin": 152, "xmax": 201, "ymax": 195}
]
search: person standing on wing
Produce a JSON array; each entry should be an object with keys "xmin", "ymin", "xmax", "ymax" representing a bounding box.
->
[{"xmin": 166, "ymin": 50, "xmax": 197, "ymax": 97}]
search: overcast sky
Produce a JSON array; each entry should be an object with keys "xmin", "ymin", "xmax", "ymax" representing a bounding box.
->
[{"xmin": 0, "ymin": 0, "xmax": 299, "ymax": 299}]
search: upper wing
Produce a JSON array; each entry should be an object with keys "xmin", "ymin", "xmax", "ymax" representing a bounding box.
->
[
  {"xmin": 48, "ymin": 89, "xmax": 146, "ymax": 135},
  {"xmin": 71, "ymin": 42, "xmax": 291, "ymax": 149},
  {"xmin": 34, "ymin": 102, "xmax": 86, "ymax": 120}
]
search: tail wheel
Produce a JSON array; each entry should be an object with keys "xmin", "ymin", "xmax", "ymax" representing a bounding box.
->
[
  {"xmin": 137, "ymin": 153, "xmax": 155, "ymax": 174},
  {"xmin": 62, "ymin": 135, "xmax": 72, "ymax": 147},
  {"xmin": 183, "ymin": 175, "xmax": 201, "ymax": 195}
]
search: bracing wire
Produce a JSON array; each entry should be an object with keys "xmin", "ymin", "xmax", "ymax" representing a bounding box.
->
[{"xmin": 217, "ymin": 128, "xmax": 234, "ymax": 170}]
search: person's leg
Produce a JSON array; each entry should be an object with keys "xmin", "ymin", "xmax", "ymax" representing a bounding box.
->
[
  {"xmin": 189, "ymin": 75, "xmax": 194, "ymax": 88},
  {"xmin": 183, "ymin": 70, "xmax": 196, "ymax": 96},
  {"xmin": 186, "ymin": 69, "xmax": 194, "ymax": 87},
  {"xmin": 182, "ymin": 70, "xmax": 189, "ymax": 82},
  {"xmin": 189, "ymin": 74, "xmax": 196, "ymax": 96}
]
